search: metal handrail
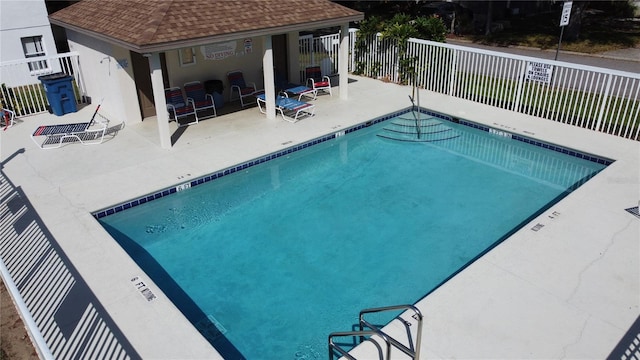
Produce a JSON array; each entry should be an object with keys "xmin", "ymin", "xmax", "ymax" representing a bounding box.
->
[
  {"xmin": 328, "ymin": 330, "xmax": 391, "ymax": 360},
  {"xmin": 358, "ymin": 304, "xmax": 424, "ymax": 359}
]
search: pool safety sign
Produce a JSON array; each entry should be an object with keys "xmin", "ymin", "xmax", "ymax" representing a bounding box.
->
[
  {"xmin": 201, "ymin": 41, "xmax": 237, "ymax": 60},
  {"xmin": 526, "ymin": 61, "xmax": 554, "ymax": 84}
]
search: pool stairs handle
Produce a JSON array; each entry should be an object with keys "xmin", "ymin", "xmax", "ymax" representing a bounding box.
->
[
  {"xmin": 327, "ymin": 304, "xmax": 423, "ymax": 360},
  {"xmin": 328, "ymin": 330, "xmax": 391, "ymax": 360}
]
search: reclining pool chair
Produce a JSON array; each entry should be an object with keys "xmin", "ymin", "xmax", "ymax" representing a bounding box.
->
[
  {"xmin": 184, "ymin": 81, "xmax": 217, "ymax": 119},
  {"xmin": 305, "ymin": 66, "xmax": 332, "ymax": 97},
  {"xmin": 227, "ymin": 70, "xmax": 258, "ymax": 107},
  {"xmin": 31, "ymin": 103, "xmax": 108, "ymax": 149},
  {"xmin": 165, "ymin": 87, "xmax": 198, "ymax": 127},
  {"xmin": 256, "ymin": 93, "xmax": 315, "ymax": 123}
]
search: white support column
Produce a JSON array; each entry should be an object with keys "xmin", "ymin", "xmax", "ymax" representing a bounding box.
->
[
  {"xmin": 339, "ymin": 23, "xmax": 349, "ymax": 100},
  {"xmin": 262, "ymin": 35, "xmax": 276, "ymax": 120},
  {"xmin": 147, "ymin": 53, "xmax": 171, "ymax": 149}
]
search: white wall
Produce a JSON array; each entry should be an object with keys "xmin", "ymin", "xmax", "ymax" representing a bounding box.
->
[
  {"xmin": 0, "ymin": 0, "xmax": 57, "ymax": 63},
  {"xmin": 164, "ymin": 38, "xmax": 265, "ymax": 102},
  {"xmin": 66, "ymin": 30, "xmax": 142, "ymax": 125}
]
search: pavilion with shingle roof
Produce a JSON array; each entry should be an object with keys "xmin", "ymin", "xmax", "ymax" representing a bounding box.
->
[{"xmin": 49, "ymin": 0, "xmax": 363, "ymax": 148}]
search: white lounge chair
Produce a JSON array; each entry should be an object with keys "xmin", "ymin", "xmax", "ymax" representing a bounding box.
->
[
  {"xmin": 184, "ymin": 81, "xmax": 216, "ymax": 119},
  {"xmin": 165, "ymin": 87, "xmax": 198, "ymax": 127},
  {"xmin": 305, "ymin": 66, "xmax": 332, "ymax": 97},
  {"xmin": 227, "ymin": 70, "xmax": 258, "ymax": 107},
  {"xmin": 31, "ymin": 104, "xmax": 108, "ymax": 149}
]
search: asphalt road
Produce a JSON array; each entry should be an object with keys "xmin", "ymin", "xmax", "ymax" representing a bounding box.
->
[{"xmin": 446, "ymin": 38, "xmax": 640, "ymax": 73}]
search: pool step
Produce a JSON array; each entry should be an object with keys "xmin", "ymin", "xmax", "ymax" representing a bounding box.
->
[{"xmin": 377, "ymin": 113, "xmax": 460, "ymax": 142}]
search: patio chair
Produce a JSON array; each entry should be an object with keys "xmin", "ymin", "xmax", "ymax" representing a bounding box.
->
[
  {"xmin": 1, "ymin": 108, "xmax": 15, "ymax": 130},
  {"xmin": 305, "ymin": 66, "xmax": 332, "ymax": 97},
  {"xmin": 227, "ymin": 70, "xmax": 258, "ymax": 107},
  {"xmin": 256, "ymin": 93, "xmax": 315, "ymax": 123},
  {"xmin": 184, "ymin": 81, "xmax": 217, "ymax": 119},
  {"xmin": 165, "ymin": 87, "xmax": 198, "ymax": 127},
  {"xmin": 31, "ymin": 102, "xmax": 108, "ymax": 149}
]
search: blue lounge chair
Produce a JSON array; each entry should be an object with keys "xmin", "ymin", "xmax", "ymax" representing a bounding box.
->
[{"xmin": 256, "ymin": 93, "xmax": 315, "ymax": 123}]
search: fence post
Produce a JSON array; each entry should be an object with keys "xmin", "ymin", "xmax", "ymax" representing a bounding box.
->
[
  {"xmin": 448, "ymin": 47, "xmax": 458, "ymax": 96},
  {"xmin": 512, "ymin": 60, "xmax": 527, "ymax": 113},
  {"xmin": 71, "ymin": 54, "xmax": 88, "ymax": 103},
  {"xmin": 594, "ymin": 73, "xmax": 613, "ymax": 132},
  {"xmin": 349, "ymin": 28, "xmax": 357, "ymax": 72}
]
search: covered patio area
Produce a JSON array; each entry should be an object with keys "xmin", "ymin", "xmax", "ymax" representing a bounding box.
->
[{"xmin": 48, "ymin": 0, "xmax": 363, "ymax": 150}]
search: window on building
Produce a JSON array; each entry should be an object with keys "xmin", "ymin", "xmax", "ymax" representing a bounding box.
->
[{"xmin": 21, "ymin": 36, "xmax": 49, "ymax": 73}]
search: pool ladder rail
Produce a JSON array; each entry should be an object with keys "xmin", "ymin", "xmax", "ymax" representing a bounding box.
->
[{"xmin": 328, "ymin": 304, "xmax": 423, "ymax": 360}]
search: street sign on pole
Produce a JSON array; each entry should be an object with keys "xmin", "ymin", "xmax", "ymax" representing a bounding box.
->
[
  {"xmin": 556, "ymin": 1, "xmax": 573, "ymax": 60},
  {"xmin": 560, "ymin": 1, "xmax": 573, "ymax": 27}
]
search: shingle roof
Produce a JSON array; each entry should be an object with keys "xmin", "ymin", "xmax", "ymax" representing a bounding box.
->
[{"xmin": 49, "ymin": 0, "xmax": 363, "ymax": 52}]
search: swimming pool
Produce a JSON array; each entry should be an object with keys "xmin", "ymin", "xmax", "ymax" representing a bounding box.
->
[{"xmin": 96, "ymin": 109, "xmax": 609, "ymax": 359}]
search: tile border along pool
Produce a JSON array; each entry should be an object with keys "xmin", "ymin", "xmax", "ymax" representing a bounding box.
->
[
  {"xmin": 92, "ymin": 107, "xmax": 613, "ymax": 220},
  {"xmin": 0, "ymin": 75, "xmax": 637, "ymax": 359}
]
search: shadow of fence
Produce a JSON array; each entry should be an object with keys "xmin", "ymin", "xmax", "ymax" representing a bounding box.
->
[{"xmin": 0, "ymin": 151, "xmax": 140, "ymax": 360}]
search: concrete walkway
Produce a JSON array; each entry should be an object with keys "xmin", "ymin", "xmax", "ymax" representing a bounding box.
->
[{"xmin": 0, "ymin": 72, "xmax": 638, "ymax": 359}]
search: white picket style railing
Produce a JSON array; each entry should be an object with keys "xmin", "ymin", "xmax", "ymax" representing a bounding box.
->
[
  {"xmin": 350, "ymin": 31, "xmax": 639, "ymax": 141},
  {"xmin": 299, "ymin": 32, "xmax": 340, "ymax": 79},
  {"xmin": 0, "ymin": 52, "xmax": 88, "ymax": 117},
  {"xmin": 407, "ymin": 38, "xmax": 639, "ymax": 140}
]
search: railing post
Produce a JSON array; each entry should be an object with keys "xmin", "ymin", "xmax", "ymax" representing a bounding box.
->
[
  {"xmin": 512, "ymin": 60, "xmax": 527, "ymax": 113},
  {"xmin": 594, "ymin": 73, "xmax": 613, "ymax": 132},
  {"xmin": 71, "ymin": 54, "xmax": 88, "ymax": 103},
  {"xmin": 349, "ymin": 28, "xmax": 357, "ymax": 72},
  {"xmin": 448, "ymin": 47, "xmax": 458, "ymax": 96}
]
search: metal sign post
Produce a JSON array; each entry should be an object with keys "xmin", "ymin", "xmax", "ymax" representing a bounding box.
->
[{"xmin": 555, "ymin": 1, "xmax": 573, "ymax": 60}]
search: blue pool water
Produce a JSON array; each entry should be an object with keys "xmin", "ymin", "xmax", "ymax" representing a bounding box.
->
[{"xmin": 98, "ymin": 112, "xmax": 607, "ymax": 359}]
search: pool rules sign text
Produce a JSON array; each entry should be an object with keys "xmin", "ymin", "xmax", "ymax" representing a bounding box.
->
[{"xmin": 526, "ymin": 61, "xmax": 554, "ymax": 84}]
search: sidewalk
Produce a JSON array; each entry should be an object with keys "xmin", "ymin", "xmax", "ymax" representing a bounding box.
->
[{"xmin": 597, "ymin": 46, "xmax": 640, "ymax": 62}]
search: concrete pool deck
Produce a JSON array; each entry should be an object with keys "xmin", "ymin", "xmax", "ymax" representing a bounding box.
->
[{"xmin": 0, "ymin": 74, "xmax": 638, "ymax": 359}]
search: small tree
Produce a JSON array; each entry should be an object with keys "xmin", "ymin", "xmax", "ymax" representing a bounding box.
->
[
  {"xmin": 380, "ymin": 14, "xmax": 418, "ymax": 84},
  {"xmin": 353, "ymin": 16, "xmax": 384, "ymax": 75},
  {"xmin": 354, "ymin": 13, "xmax": 447, "ymax": 83}
]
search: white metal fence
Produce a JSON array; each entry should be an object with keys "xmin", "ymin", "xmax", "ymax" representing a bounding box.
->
[
  {"xmin": 408, "ymin": 39, "xmax": 640, "ymax": 140},
  {"xmin": 352, "ymin": 34, "xmax": 401, "ymax": 82},
  {"xmin": 351, "ymin": 32, "xmax": 639, "ymax": 141},
  {"xmin": 299, "ymin": 33, "xmax": 339, "ymax": 79},
  {"xmin": 0, "ymin": 52, "xmax": 87, "ymax": 116}
]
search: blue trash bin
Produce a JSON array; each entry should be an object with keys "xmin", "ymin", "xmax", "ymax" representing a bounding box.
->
[{"xmin": 38, "ymin": 73, "xmax": 77, "ymax": 116}]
